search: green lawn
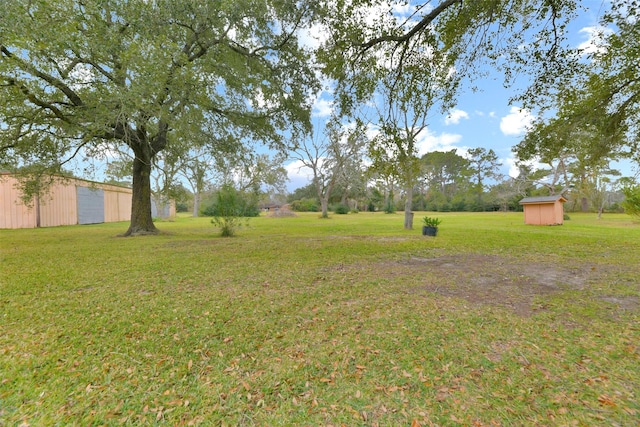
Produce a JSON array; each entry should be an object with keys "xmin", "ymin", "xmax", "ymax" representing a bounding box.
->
[{"xmin": 1, "ymin": 212, "xmax": 638, "ymax": 426}]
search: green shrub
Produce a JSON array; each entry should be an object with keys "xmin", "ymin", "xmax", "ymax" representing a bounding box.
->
[
  {"xmin": 422, "ymin": 216, "xmax": 442, "ymax": 227},
  {"xmin": 208, "ymin": 184, "xmax": 254, "ymax": 237},
  {"xmin": 212, "ymin": 216, "xmax": 245, "ymax": 237},
  {"xmin": 383, "ymin": 199, "xmax": 395, "ymax": 214},
  {"xmin": 622, "ymin": 185, "xmax": 640, "ymax": 219},
  {"xmin": 606, "ymin": 203, "xmax": 624, "ymax": 213},
  {"xmin": 202, "ymin": 187, "xmax": 259, "ymax": 218},
  {"xmin": 290, "ymin": 198, "xmax": 319, "ymax": 212},
  {"xmin": 333, "ymin": 203, "xmax": 349, "ymax": 214}
]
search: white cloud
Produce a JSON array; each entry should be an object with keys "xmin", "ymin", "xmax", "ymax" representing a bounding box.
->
[
  {"xmin": 392, "ymin": 3, "xmax": 414, "ymax": 17},
  {"xmin": 285, "ymin": 160, "xmax": 314, "ymax": 191},
  {"xmin": 297, "ymin": 23, "xmax": 330, "ymax": 50},
  {"xmin": 416, "ymin": 128, "xmax": 464, "ymax": 156},
  {"xmin": 365, "ymin": 122, "xmax": 380, "ymax": 141},
  {"xmin": 312, "ymin": 98, "xmax": 333, "ymax": 118},
  {"xmin": 505, "ymin": 155, "xmax": 547, "ymax": 179},
  {"xmin": 506, "ymin": 156, "xmax": 522, "ymax": 178},
  {"xmin": 252, "ymin": 88, "xmax": 279, "ymax": 110},
  {"xmin": 500, "ymin": 107, "xmax": 534, "ymax": 136},
  {"xmin": 444, "ymin": 108, "xmax": 469, "ymax": 125},
  {"xmin": 578, "ymin": 25, "xmax": 613, "ymax": 55}
]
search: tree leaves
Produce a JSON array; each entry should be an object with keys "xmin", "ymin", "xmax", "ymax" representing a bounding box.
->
[{"xmin": 1, "ymin": 0, "xmax": 320, "ymax": 233}]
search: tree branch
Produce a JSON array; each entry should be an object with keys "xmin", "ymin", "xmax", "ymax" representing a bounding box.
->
[
  {"xmin": 360, "ymin": 0, "xmax": 462, "ymax": 50},
  {"xmin": 4, "ymin": 76, "xmax": 72, "ymax": 123},
  {"xmin": 1, "ymin": 46, "xmax": 84, "ymax": 107}
]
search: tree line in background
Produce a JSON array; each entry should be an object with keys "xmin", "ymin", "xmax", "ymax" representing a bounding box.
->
[
  {"xmin": 1, "ymin": 0, "xmax": 639, "ymax": 234},
  {"xmin": 286, "ymin": 147, "xmax": 627, "ymax": 215},
  {"xmin": 135, "ymin": 139, "xmax": 628, "ymax": 220}
]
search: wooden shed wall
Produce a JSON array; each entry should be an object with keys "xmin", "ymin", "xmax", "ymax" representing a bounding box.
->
[
  {"xmin": 554, "ymin": 201, "xmax": 565, "ymax": 224},
  {"xmin": 523, "ymin": 202, "xmax": 564, "ymax": 225}
]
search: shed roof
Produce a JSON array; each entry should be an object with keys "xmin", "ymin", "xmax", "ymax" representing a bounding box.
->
[
  {"xmin": 1, "ymin": 172, "xmax": 131, "ymax": 190},
  {"xmin": 519, "ymin": 195, "xmax": 567, "ymax": 205}
]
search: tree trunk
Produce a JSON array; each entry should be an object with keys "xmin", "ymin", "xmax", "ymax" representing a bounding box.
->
[
  {"xmin": 597, "ymin": 199, "xmax": 604, "ymax": 219},
  {"xmin": 192, "ymin": 192, "xmax": 200, "ymax": 217},
  {"xmin": 320, "ymin": 197, "xmax": 329, "ymax": 218},
  {"xmin": 317, "ymin": 180, "xmax": 333, "ymax": 219},
  {"xmin": 404, "ymin": 185, "xmax": 413, "ymax": 230},
  {"xmin": 124, "ymin": 147, "xmax": 159, "ymax": 236},
  {"xmin": 581, "ymin": 196, "xmax": 589, "ymax": 212}
]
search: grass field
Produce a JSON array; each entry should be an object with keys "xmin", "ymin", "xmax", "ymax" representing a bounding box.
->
[{"xmin": 1, "ymin": 211, "xmax": 638, "ymax": 426}]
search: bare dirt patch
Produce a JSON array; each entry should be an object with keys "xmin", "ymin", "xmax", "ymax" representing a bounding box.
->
[
  {"xmin": 599, "ymin": 295, "xmax": 640, "ymax": 311},
  {"xmin": 373, "ymin": 254, "xmax": 638, "ymax": 317}
]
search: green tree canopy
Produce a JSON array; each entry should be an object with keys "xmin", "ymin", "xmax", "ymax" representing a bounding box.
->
[
  {"xmin": 421, "ymin": 150, "xmax": 471, "ymax": 199},
  {"xmin": 316, "ymin": 0, "xmax": 579, "ymax": 226},
  {"xmin": 515, "ymin": 0, "xmax": 639, "ymax": 173},
  {"xmin": 318, "ymin": 0, "xmax": 579, "ymax": 116},
  {"xmin": 0, "ymin": 0, "xmax": 319, "ymax": 235}
]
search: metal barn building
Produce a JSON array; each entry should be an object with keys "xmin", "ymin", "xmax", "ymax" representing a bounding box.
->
[{"xmin": 0, "ymin": 173, "xmax": 173, "ymax": 229}]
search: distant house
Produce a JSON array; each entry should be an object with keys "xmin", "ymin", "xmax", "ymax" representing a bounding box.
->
[
  {"xmin": 0, "ymin": 173, "xmax": 174, "ymax": 229},
  {"xmin": 259, "ymin": 203, "xmax": 281, "ymax": 212},
  {"xmin": 519, "ymin": 195, "xmax": 567, "ymax": 226}
]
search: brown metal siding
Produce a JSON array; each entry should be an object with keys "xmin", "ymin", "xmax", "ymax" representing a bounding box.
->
[
  {"xmin": 0, "ymin": 175, "xmax": 134, "ymax": 228},
  {"xmin": 39, "ymin": 180, "xmax": 79, "ymax": 227},
  {"xmin": 104, "ymin": 188, "xmax": 132, "ymax": 222},
  {"xmin": 0, "ymin": 175, "xmax": 37, "ymax": 228}
]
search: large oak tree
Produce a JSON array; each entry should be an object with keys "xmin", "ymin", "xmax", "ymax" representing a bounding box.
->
[{"xmin": 0, "ymin": 0, "xmax": 318, "ymax": 235}]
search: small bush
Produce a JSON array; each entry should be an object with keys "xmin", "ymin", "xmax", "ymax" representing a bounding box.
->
[
  {"xmin": 422, "ymin": 216, "xmax": 442, "ymax": 227},
  {"xmin": 209, "ymin": 184, "xmax": 251, "ymax": 237},
  {"xmin": 211, "ymin": 216, "xmax": 245, "ymax": 237},
  {"xmin": 333, "ymin": 203, "xmax": 349, "ymax": 214},
  {"xmin": 563, "ymin": 213, "xmax": 571, "ymax": 220},
  {"xmin": 201, "ymin": 185, "xmax": 260, "ymax": 218},
  {"xmin": 384, "ymin": 200, "xmax": 395, "ymax": 214},
  {"xmin": 290, "ymin": 198, "xmax": 319, "ymax": 212},
  {"xmin": 622, "ymin": 185, "xmax": 640, "ymax": 219}
]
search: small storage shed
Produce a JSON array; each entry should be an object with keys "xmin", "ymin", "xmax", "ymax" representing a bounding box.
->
[{"xmin": 519, "ymin": 195, "xmax": 567, "ymax": 226}]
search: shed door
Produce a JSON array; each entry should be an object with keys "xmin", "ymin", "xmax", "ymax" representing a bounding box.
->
[{"xmin": 77, "ymin": 186, "xmax": 104, "ymax": 224}]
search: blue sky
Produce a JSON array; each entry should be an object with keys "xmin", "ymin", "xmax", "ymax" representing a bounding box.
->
[{"xmin": 285, "ymin": 0, "xmax": 632, "ymax": 192}]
